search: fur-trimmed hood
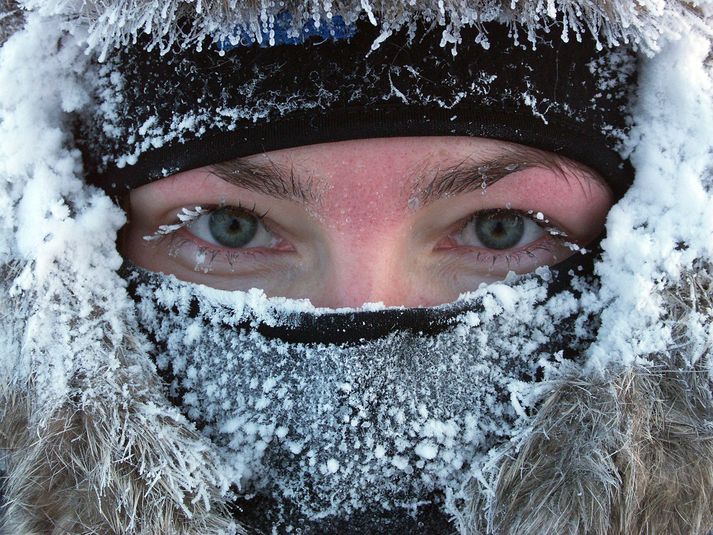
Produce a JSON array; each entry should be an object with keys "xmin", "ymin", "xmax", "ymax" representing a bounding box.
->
[{"xmin": 1, "ymin": 1, "xmax": 713, "ymax": 534}]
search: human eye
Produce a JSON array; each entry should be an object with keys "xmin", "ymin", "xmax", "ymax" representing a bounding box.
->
[
  {"xmin": 438, "ymin": 208, "xmax": 583, "ymax": 277},
  {"xmin": 453, "ymin": 209, "xmax": 549, "ymax": 250},
  {"xmin": 186, "ymin": 206, "xmax": 280, "ymax": 250},
  {"xmin": 137, "ymin": 201, "xmax": 297, "ymax": 280}
]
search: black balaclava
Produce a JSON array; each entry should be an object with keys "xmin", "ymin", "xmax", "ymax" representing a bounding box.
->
[{"xmin": 82, "ymin": 15, "xmax": 636, "ymax": 534}]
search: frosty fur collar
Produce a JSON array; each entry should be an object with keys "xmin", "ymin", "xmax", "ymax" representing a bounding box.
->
[{"xmin": 1, "ymin": 2, "xmax": 713, "ymax": 535}]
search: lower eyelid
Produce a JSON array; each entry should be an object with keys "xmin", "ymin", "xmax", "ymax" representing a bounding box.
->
[
  {"xmin": 177, "ymin": 227, "xmax": 270, "ymax": 255},
  {"xmin": 150, "ymin": 231, "xmax": 297, "ymax": 277},
  {"xmin": 443, "ymin": 234, "xmax": 574, "ymax": 271},
  {"xmin": 454, "ymin": 233, "xmax": 559, "ymax": 255}
]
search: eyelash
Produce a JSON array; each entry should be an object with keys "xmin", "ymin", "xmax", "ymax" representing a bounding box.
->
[
  {"xmin": 143, "ymin": 202, "xmax": 271, "ymax": 241},
  {"xmin": 449, "ymin": 209, "xmax": 584, "ymax": 268},
  {"xmin": 146, "ymin": 204, "xmax": 584, "ymax": 273},
  {"xmin": 162, "ymin": 233, "xmax": 273, "ymax": 273},
  {"xmin": 145, "ymin": 203, "xmax": 279, "ymax": 272},
  {"xmin": 143, "ymin": 206, "xmax": 209, "ymax": 241},
  {"xmin": 462, "ymin": 240, "xmax": 558, "ymax": 270}
]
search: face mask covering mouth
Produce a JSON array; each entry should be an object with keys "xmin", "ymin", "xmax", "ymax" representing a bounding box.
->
[{"xmin": 122, "ymin": 260, "xmax": 598, "ymax": 533}]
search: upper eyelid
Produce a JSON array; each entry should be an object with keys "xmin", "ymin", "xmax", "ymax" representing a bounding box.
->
[
  {"xmin": 460, "ymin": 208, "xmax": 570, "ymax": 239},
  {"xmin": 144, "ymin": 203, "xmax": 265, "ymax": 242},
  {"xmin": 219, "ymin": 201, "xmax": 271, "ymax": 219}
]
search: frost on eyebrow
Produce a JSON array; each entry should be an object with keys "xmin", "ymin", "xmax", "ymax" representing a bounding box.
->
[{"xmin": 408, "ymin": 146, "xmax": 608, "ymax": 208}]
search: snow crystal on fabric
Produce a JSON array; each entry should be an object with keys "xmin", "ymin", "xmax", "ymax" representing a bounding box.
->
[
  {"xmin": 131, "ymin": 268, "xmax": 587, "ymax": 522},
  {"xmin": 83, "ymin": 24, "xmax": 636, "ymax": 184}
]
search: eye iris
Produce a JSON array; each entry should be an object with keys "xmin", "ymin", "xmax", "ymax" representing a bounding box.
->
[
  {"xmin": 474, "ymin": 211, "xmax": 525, "ymax": 250},
  {"xmin": 208, "ymin": 207, "xmax": 258, "ymax": 248}
]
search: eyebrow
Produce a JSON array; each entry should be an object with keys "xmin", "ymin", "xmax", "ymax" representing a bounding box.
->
[
  {"xmin": 210, "ymin": 158, "xmax": 321, "ymax": 205},
  {"xmin": 411, "ymin": 145, "xmax": 596, "ymax": 207},
  {"xmin": 210, "ymin": 144, "xmax": 601, "ymax": 208}
]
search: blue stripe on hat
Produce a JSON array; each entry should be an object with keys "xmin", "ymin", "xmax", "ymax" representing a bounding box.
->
[{"xmin": 219, "ymin": 12, "xmax": 355, "ymax": 50}]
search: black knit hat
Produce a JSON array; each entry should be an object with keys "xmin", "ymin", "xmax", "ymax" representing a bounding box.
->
[{"xmin": 80, "ymin": 19, "xmax": 636, "ymax": 196}]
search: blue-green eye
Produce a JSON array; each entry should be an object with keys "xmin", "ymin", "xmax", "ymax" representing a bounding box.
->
[
  {"xmin": 208, "ymin": 207, "xmax": 258, "ymax": 248},
  {"xmin": 187, "ymin": 206, "xmax": 276, "ymax": 249},
  {"xmin": 474, "ymin": 211, "xmax": 525, "ymax": 250},
  {"xmin": 454, "ymin": 209, "xmax": 546, "ymax": 250}
]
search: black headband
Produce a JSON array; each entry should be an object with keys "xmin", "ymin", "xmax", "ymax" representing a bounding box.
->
[{"xmin": 80, "ymin": 19, "xmax": 636, "ymax": 197}]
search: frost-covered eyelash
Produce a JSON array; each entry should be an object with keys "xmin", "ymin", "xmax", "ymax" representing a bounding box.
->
[
  {"xmin": 465, "ymin": 208, "xmax": 589, "ymax": 257},
  {"xmin": 143, "ymin": 206, "xmax": 208, "ymax": 241},
  {"xmin": 467, "ymin": 238, "xmax": 586, "ymax": 270},
  {"xmin": 522, "ymin": 209, "xmax": 589, "ymax": 255},
  {"xmin": 469, "ymin": 241, "xmax": 558, "ymax": 268},
  {"xmin": 156, "ymin": 233, "xmax": 270, "ymax": 273},
  {"xmin": 143, "ymin": 202, "xmax": 269, "ymax": 243}
]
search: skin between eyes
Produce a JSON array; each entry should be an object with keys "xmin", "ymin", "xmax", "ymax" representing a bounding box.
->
[{"xmin": 122, "ymin": 137, "xmax": 613, "ymax": 308}]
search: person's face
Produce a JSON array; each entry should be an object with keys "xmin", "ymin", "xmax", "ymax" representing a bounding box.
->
[{"xmin": 122, "ymin": 137, "xmax": 612, "ymax": 308}]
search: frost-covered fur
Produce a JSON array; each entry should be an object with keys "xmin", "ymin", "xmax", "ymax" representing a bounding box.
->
[
  {"xmin": 1, "ymin": 1, "xmax": 713, "ymax": 534},
  {"xmin": 0, "ymin": 1, "xmax": 21, "ymax": 44},
  {"xmin": 0, "ymin": 373, "xmax": 238, "ymax": 534},
  {"xmin": 462, "ymin": 268, "xmax": 713, "ymax": 535},
  {"xmin": 0, "ymin": 263, "xmax": 239, "ymax": 534},
  {"xmin": 19, "ymin": 0, "xmax": 710, "ymax": 59}
]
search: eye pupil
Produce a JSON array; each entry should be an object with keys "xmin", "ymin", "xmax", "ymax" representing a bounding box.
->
[
  {"xmin": 474, "ymin": 211, "xmax": 525, "ymax": 250},
  {"xmin": 208, "ymin": 207, "xmax": 258, "ymax": 248}
]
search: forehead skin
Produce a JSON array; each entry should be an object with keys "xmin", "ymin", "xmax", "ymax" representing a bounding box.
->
[{"xmin": 234, "ymin": 137, "xmax": 608, "ymax": 240}]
